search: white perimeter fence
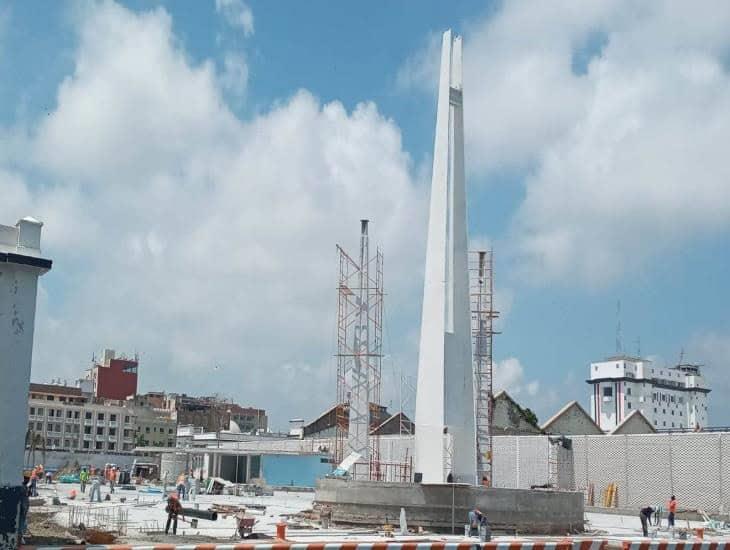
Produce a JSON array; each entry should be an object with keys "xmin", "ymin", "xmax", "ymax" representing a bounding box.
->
[{"xmin": 493, "ymin": 433, "xmax": 730, "ymax": 514}]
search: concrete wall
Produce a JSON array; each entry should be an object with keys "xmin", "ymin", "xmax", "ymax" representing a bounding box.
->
[
  {"xmin": 23, "ymin": 449, "xmax": 137, "ymax": 471},
  {"xmin": 492, "ymin": 396, "xmax": 542, "ymax": 435},
  {"xmin": 261, "ymin": 454, "xmax": 331, "ymax": 488},
  {"xmin": 315, "ymin": 478, "xmax": 583, "ymax": 534},
  {"xmin": 544, "ymin": 404, "xmax": 603, "ymax": 436},
  {"xmin": 572, "ymin": 432, "xmax": 730, "ymax": 514}
]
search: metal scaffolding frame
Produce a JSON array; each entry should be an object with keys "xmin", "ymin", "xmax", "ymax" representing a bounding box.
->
[
  {"xmin": 469, "ymin": 249, "xmax": 499, "ymax": 486},
  {"xmin": 334, "ymin": 220, "xmax": 383, "ymax": 478}
]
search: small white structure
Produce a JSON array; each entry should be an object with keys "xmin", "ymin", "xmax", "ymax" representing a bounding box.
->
[
  {"xmin": 414, "ymin": 29, "xmax": 477, "ymax": 485},
  {"xmin": 587, "ymin": 355, "xmax": 710, "ymax": 432},
  {"xmin": 0, "ymin": 217, "xmax": 51, "ymax": 547}
]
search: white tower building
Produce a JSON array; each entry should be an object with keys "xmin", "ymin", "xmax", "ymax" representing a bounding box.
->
[
  {"xmin": 0, "ymin": 217, "xmax": 51, "ymax": 548},
  {"xmin": 587, "ymin": 355, "xmax": 711, "ymax": 432},
  {"xmin": 414, "ymin": 30, "xmax": 477, "ymax": 485}
]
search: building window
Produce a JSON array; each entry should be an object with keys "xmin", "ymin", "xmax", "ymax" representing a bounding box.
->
[
  {"xmin": 74, "ymin": 411, "xmax": 80, "ymax": 419},
  {"xmin": 97, "ymin": 413, "xmax": 105, "ymax": 421},
  {"xmin": 96, "ymin": 427, "xmax": 104, "ymax": 436},
  {"xmin": 145, "ymin": 427, "xmax": 150, "ymax": 433},
  {"xmin": 603, "ymin": 387, "xmax": 613, "ymax": 397},
  {"xmin": 55, "ymin": 424, "xmax": 61, "ymax": 432},
  {"xmin": 83, "ymin": 441, "xmax": 90, "ymax": 449},
  {"xmin": 663, "ymin": 421, "xmax": 666, "ymax": 427},
  {"xmin": 49, "ymin": 409, "xmax": 55, "ymax": 417},
  {"xmin": 110, "ymin": 414, "xmax": 117, "ymax": 421},
  {"xmin": 84, "ymin": 426, "xmax": 91, "ymax": 434},
  {"xmin": 47, "ymin": 395, "xmax": 54, "ymax": 401},
  {"xmin": 85, "ymin": 412, "xmax": 92, "ymax": 419},
  {"xmin": 627, "ymin": 388, "xmax": 632, "ymax": 395},
  {"xmin": 671, "ymin": 411, "xmax": 674, "ymax": 416},
  {"xmin": 36, "ymin": 422, "xmax": 43, "ymax": 431},
  {"xmin": 108, "ymin": 442, "xmax": 115, "ymax": 451},
  {"xmin": 66, "ymin": 410, "xmax": 73, "ymax": 418},
  {"xmin": 169, "ymin": 428, "xmax": 174, "ymax": 434},
  {"xmin": 627, "ymin": 402, "xmax": 632, "ymax": 409},
  {"xmin": 124, "ymin": 416, "xmax": 130, "ymax": 423},
  {"xmin": 109, "ymin": 428, "xmax": 116, "ymax": 436},
  {"xmin": 95, "ymin": 441, "xmax": 103, "ymax": 450},
  {"xmin": 30, "ymin": 407, "xmax": 35, "ymax": 415},
  {"xmin": 64, "ymin": 440, "xmax": 70, "ymax": 448}
]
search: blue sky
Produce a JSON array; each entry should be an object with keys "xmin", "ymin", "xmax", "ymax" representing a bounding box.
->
[{"xmin": 2, "ymin": 1, "xmax": 729, "ymax": 429}]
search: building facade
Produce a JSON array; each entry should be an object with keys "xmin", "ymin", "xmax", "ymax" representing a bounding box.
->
[
  {"xmin": 85, "ymin": 348, "xmax": 139, "ymax": 400},
  {"xmin": 27, "ymin": 382, "xmax": 176, "ymax": 456},
  {"xmin": 587, "ymin": 355, "xmax": 710, "ymax": 432}
]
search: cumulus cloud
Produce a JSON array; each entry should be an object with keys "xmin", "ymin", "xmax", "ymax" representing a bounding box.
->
[
  {"xmin": 215, "ymin": 0, "xmax": 254, "ymax": 37},
  {"xmin": 494, "ymin": 357, "xmax": 540, "ymax": 398},
  {"xmin": 687, "ymin": 331, "xmax": 730, "ymax": 425},
  {"xmin": 220, "ymin": 52, "xmax": 249, "ymax": 98},
  {"xmin": 2, "ymin": 1, "xmax": 426, "ymax": 428},
  {"xmin": 401, "ymin": 1, "xmax": 730, "ymax": 286}
]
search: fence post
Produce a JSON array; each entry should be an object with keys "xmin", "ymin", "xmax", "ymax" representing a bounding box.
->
[
  {"xmin": 584, "ymin": 435, "xmax": 589, "ymax": 500},
  {"xmin": 719, "ymin": 434, "xmax": 725, "ymax": 514},
  {"xmin": 668, "ymin": 432, "xmax": 674, "ymax": 497},
  {"xmin": 624, "ymin": 435, "xmax": 630, "ymax": 507}
]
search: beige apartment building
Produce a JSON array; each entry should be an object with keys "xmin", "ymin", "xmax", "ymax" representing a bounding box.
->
[{"xmin": 27, "ymin": 382, "xmax": 175, "ymax": 454}]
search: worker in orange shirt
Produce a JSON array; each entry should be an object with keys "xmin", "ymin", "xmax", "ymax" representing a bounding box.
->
[{"xmin": 667, "ymin": 495, "xmax": 677, "ymax": 528}]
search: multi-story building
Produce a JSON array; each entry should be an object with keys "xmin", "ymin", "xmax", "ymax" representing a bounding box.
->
[
  {"xmin": 160, "ymin": 393, "xmax": 267, "ymax": 434},
  {"xmin": 85, "ymin": 348, "xmax": 139, "ymax": 400},
  {"xmin": 587, "ymin": 355, "xmax": 711, "ymax": 432},
  {"xmin": 28, "ymin": 383, "xmax": 137, "ymax": 452},
  {"xmin": 27, "ymin": 382, "xmax": 176, "ymax": 454},
  {"xmin": 229, "ymin": 404, "xmax": 268, "ymax": 434}
]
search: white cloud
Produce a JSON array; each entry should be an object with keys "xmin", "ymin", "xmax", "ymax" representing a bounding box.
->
[
  {"xmin": 395, "ymin": 31, "xmax": 441, "ymax": 94},
  {"xmin": 687, "ymin": 331, "xmax": 730, "ymax": 425},
  {"xmin": 220, "ymin": 52, "xmax": 249, "ymax": 99},
  {"xmin": 401, "ymin": 2, "xmax": 730, "ymax": 286},
  {"xmin": 494, "ymin": 357, "xmax": 540, "ymax": 398},
  {"xmin": 215, "ymin": 0, "xmax": 254, "ymax": 37},
  {"xmin": 3, "ymin": 1, "xmax": 427, "ymax": 428}
]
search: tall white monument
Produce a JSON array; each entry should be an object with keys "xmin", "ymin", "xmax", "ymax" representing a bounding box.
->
[
  {"xmin": 414, "ymin": 30, "xmax": 477, "ymax": 485},
  {"xmin": 0, "ymin": 217, "xmax": 51, "ymax": 548}
]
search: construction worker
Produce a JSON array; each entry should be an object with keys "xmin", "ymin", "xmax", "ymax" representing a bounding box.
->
[
  {"xmin": 29, "ymin": 468, "xmax": 38, "ymax": 497},
  {"xmin": 79, "ymin": 468, "xmax": 89, "ymax": 493},
  {"xmin": 176, "ymin": 473, "xmax": 187, "ymax": 500},
  {"xmin": 89, "ymin": 475, "xmax": 102, "ymax": 502},
  {"xmin": 108, "ymin": 467, "xmax": 116, "ymax": 494},
  {"xmin": 667, "ymin": 495, "xmax": 677, "ymax": 529},
  {"xmin": 467, "ymin": 508, "xmax": 485, "ymax": 537},
  {"xmin": 19, "ymin": 476, "xmax": 30, "ymax": 544},
  {"xmin": 639, "ymin": 506, "xmax": 655, "ymax": 537},
  {"xmin": 165, "ymin": 493, "xmax": 185, "ymax": 535},
  {"xmin": 188, "ymin": 471, "xmax": 198, "ymax": 502}
]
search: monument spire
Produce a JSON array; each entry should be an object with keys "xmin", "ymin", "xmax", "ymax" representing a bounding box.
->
[{"xmin": 414, "ymin": 29, "xmax": 476, "ymax": 484}]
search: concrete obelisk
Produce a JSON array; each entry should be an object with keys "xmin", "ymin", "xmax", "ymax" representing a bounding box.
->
[
  {"xmin": 414, "ymin": 30, "xmax": 476, "ymax": 485},
  {"xmin": 0, "ymin": 217, "xmax": 51, "ymax": 548}
]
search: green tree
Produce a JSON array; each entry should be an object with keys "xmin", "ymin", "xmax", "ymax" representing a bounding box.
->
[{"xmin": 523, "ymin": 407, "xmax": 539, "ymax": 427}]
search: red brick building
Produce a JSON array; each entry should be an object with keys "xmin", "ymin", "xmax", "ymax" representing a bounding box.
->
[{"xmin": 86, "ymin": 349, "xmax": 139, "ymax": 400}]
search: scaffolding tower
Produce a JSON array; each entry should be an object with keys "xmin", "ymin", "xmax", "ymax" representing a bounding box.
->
[
  {"xmin": 469, "ymin": 250, "xmax": 499, "ymax": 486},
  {"xmin": 335, "ymin": 220, "xmax": 384, "ymax": 477}
]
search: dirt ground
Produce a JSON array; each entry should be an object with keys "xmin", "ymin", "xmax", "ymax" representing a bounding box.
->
[{"xmin": 25, "ymin": 510, "xmax": 79, "ymax": 546}]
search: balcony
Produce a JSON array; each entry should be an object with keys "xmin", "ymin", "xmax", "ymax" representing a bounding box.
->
[
  {"xmin": 108, "ymin": 421, "xmax": 118, "ymax": 428},
  {"xmin": 108, "ymin": 435, "xmax": 118, "ymax": 442},
  {"xmin": 84, "ymin": 420, "xmax": 93, "ymax": 426},
  {"xmin": 96, "ymin": 420, "xmax": 107, "ymax": 426},
  {"xmin": 83, "ymin": 434, "xmax": 93, "ymax": 441}
]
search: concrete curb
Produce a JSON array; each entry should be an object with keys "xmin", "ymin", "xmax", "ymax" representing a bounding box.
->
[
  {"xmin": 622, "ymin": 542, "xmax": 730, "ymax": 550},
  {"xmin": 21, "ymin": 540, "xmax": 607, "ymax": 550}
]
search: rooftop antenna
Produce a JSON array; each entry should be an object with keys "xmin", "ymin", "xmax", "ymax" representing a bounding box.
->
[
  {"xmin": 635, "ymin": 336, "xmax": 641, "ymax": 358},
  {"xmin": 615, "ymin": 300, "xmax": 623, "ymax": 354},
  {"xmin": 678, "ymin": 348, "xmax": 685, "ymax": 366}
]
